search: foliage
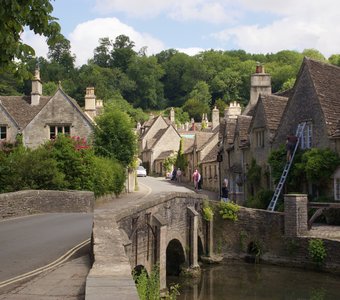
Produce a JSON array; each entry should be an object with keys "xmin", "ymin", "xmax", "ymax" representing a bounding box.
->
[
  {"xmin": 308, "ymin": 239, "xmax": 327, "ymax": 266},
  {"xmin": 0, "ymin": 0, "xmax": 61, "ymax": 77},
  {"xmin": 246, "ymin": 158, "xmax": 262, "ymax": 186},
  {"xmin": 94, "ymin": 107, "xmax": 137, "ymax": 167},
  {"xmin": 202, "ymin": 200, "xmax": 214, "ymax": 221},
  {"xmin": 218, "ymin": 201, "xmax": 239, "ymax": 221},
  {"xmin": 163, "ymin": 155, "xmax": 177, "ymax": 172},
  {"xmin": 182, "ymin": 98, "xmax": 210, "ymax": 122},
  {"xmin": 133, "ymin": 265, "xmax": 179, "ymax": 300},
  {"xmin": 301, "ymin": 148, "xmax": 340, "ymax": 187},
  {"xmin": 246, "ymin": 189, "xmax": 274, "ymax": 209},
  {"xmin": 175, "ymin": 138, "xmax": 188, "ymax": 171},
  {"xmin": 268, "ymin": 145, "xmax": 287, "ymax": 184},
  {"xmin": 0, "ymin": 135, "xmax": 125, "ymax": 197}
]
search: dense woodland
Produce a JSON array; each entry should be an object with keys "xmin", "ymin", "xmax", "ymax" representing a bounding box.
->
[{"xmin": 2, "ymin": 33, "xmax": 340, "ymax": 124}]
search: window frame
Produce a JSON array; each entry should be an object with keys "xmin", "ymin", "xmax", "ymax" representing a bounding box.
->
[
  {"xmin": 0, "ymin": 125, "xmax": 7, "ymax": 140},
  {"xmin": 300, "ymin": 122, "xmax": 312, "ymax": 150},
  {"xmin": 49, "ymin": 124, "xmax": 71, "ymax": 139},
  {"xmin": 335, "ymin": 178, "xmax": 340, "ymax": 201},
  {"xmin": 254, "ymin": 128, "xmax": 265, "ymax": 148}
]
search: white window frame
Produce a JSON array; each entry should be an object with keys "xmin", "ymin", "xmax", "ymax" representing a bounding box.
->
[
  {"xmin": 300, "ymin": 122, "xmax": 312, "ymax": 149},
  {"xmin": 0, "ymin": 126, "xmax": 7, "ymax": 140}
]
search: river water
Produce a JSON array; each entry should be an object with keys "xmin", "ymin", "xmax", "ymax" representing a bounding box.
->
[{"xmin": 168, "ymin": 262, "xmax": 340, "ymax": 300}]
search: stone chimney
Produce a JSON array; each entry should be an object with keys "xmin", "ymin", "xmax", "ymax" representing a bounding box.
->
[
  {"xmin": 170, "ymin": 107, "xmax": 175, "ymax": 123},
  {"xmin": 244, "ymin": 63, "xmax": 271, "ymax": 115},
  {"xmin": 31, "ymin": 68, "xmax": 42, "ymax": 106},
  {"xmin": 212, "ymin": 106, "xmax": 219, "ymax": 129},
  {"xmin": 84, "ymin": 87, "xmax": 96, "ymax": 119},
  {"xmin": 226, "ymin": 101, "xmax": 242, "ymax": 119}
]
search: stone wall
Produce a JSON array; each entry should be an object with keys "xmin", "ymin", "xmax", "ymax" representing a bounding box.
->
[
  {"xmin": 0, "ymin": 190, "xmax": 94, "ymax": 219},
  {"xmin": 212, "ymin": 199, "xmax": 340, "ymax": 274}
]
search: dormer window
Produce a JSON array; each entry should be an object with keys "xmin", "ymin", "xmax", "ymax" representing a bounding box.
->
[
  {"xmin": 0, "ymin": 126, "xmax": 7, "ymax": 140},
  {"xmin": 49, "ymin": 125, "xmax": 71, "ymax": 139}
]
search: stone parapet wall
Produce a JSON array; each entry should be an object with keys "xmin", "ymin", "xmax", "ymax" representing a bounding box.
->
[{"xmin": 0, "ymin": 190, "xmax": 94, "ymax": 219}]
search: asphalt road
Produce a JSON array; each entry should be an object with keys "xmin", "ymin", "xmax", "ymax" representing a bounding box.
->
[
  {"xmin": 138, "ymin": 176, "xmax": 195, "ymax": 195},
  {"xmin": 0, "ymin": 213, "xmax": 93, "ymax": 282}
]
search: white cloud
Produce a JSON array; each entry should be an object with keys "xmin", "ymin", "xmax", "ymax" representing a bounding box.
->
[
  {"xmin": 94, "ymin": 0, "xmax": 238, "ymax": 24},
  {"xmin": 21, "ymin": 30, "xmax": 49, "ymax": 59},
  {"xmin": 212, "ymin": 1, "xmax": 340, "ymax": 57},
  {"xmin": 69, "ymin": 18, "xmax": 165, "ymax": 66},
  {"xmin": 176, "ymin": 47, "xmax": 206, "ymax": 56}
]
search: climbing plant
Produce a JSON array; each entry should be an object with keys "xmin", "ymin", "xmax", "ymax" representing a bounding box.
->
[
  {"xmin": 308, "ymin": 238, "xmax": 327, "ymax": 266},
  {"xmin": 218, "ymin": 201, "xmax": 240, "ymax": 221},
  {"xmin": 202, "ymin": 200, "xmax": 214, "ymax": 221}
]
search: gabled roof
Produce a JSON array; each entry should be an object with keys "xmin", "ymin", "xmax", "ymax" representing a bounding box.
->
[
  {"xmin": 0, "ymin": 88, "xmax": 94, "ymax": 130},
  {"xmin": 182, "ymin": 137, "xmax": 195, "ymax": 154},
  {"xmin": 140, "ymin": 115, "xmax": 169, "ymax": 139},
  {"xmin": 236, "ymin": 115, "xmax": 252, "ymax": 148},
  {"xmin": 250, "ymin": 94, "xmax": 288, "ymax": 133},
  {"xmin": 0, "ymin": 95, "xmax": 51, "ymax": 129},
  {"xmin": 195, "ymin": 132, "xmax": 214, "ymax": 151},
  {"xmin": 304, "ymin": 58, "xmax": 340, "ymax": 136},
  {"xmin": 155, "ymin": 150, "xmax": 175, "ymax": 160},
  {"xmin": 223, "ymin": 117, "xmax": 237, "ymax": 146},
  {"xmin": 201, "ymin": 143, "xmax": 219, "ymax": 163}
]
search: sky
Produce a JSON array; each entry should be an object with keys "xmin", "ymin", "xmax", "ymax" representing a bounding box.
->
[{"xmin": 22, "ymin": 0, "xmax": 340, "ymax": 66}]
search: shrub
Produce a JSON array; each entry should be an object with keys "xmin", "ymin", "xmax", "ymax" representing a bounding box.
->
[
  {"xmin": 308, "ymin": 239, "xmax": 327, "ymax": 266},
  {"xmin": 202, "ymin": 200, "xmax": 214, "ymax": 221},
  {"xmin": 219, "ymin": 201, "xmax": 239, "ymax": 221},
  {"xmin": 246, "ymin": 189, "xmax": 274, "ymax": 209}
]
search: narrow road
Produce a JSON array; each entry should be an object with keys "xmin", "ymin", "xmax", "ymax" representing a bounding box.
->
[{"xmin": 0, "ymin": 213, "xmax": 93, "ymax": 282}]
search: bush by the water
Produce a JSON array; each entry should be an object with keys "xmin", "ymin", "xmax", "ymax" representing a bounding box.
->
[{"xmin": 246, "ymin": 189, "xmax": 274, "ymax": 209}]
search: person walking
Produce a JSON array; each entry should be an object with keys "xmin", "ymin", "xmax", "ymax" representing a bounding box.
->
[
  {"xmin": 192, "ymin": 169, "xmax": 199, "ymax": 190},
  {"xmin": 176, "ymin": 168, "xmax": 182, "ymax": 183},
  {"xmin": 197, "ymin": 170, "xmax": 202, "ymax": 191}
]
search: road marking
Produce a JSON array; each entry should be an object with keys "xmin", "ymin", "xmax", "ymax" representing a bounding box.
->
[
  {"xmin": 139, "ymin": 181, "xmax": 152, "ymax": 199},
  {"xmin": 0, "ymin": 238, "xmax": 90, "ymax": 289}
]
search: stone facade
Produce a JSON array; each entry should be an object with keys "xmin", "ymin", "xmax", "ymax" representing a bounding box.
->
[
  {"xmin": 0, "ymin": 190, "xmax": 94, "ymax": 219},
  {"xmin": 0, "ymin": 72, "xmax": 94, "ymax": 149}
]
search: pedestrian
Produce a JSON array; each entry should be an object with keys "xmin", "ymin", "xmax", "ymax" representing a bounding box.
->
[
  {"xmin": 197, "ymin": 170, "xmax": 202, "ymax": 190},
  {"xmin": 176, "ymin": 168, "xmax": 182, "ymax": 183},
  {"xmin": 192, "ymin": 169, "xmax": 199, "ymax": 190},
  {"xmin": 221, "ymin": 178, "xmax": 229, "ymax": 202},
  {"xmin": 171, "ymin": 167, "xmax": 177, "ymax": 181},
  {"xmin": 286, "ymin": 134, "xmax": 298, "ymax": 162}
]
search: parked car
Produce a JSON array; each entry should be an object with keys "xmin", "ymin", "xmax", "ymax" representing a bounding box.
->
[{"xmin": 137, "ymin": 166, "xmax": 147, "ymax": 177}]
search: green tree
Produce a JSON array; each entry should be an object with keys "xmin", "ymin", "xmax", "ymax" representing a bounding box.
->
[
  {"xmin": 329, "ymin": 54, "xmax": 340, "ymax": 66},
  {"xmin": 0, "ymin": 0, "xmax": 61, "ymax": 76},
  {"xmin": 93, "ymin": 37, "xmax": 112, "ymax": 68},
  {"xmin": 182, "ymin": 98, "xmax": 209, "ymax": 121},
  {"xmin": 94, "ymin": 108, "xmax": 137, "ymax": 167},
  {"xmin": 126, "ymin": 55, "xmax": 165, "ymax": 109},
  {"xmin": 302, "ymin": 49, "xmax": 326, "ymax": 62},
  {"xmin": 175, "ymin": 138, "xmax": 188, "ymax": 171},
  {"xmin": 302, "ymin": 148, "xmax": 340, "ymax": 193},
  {"xmin": 111, "ymin": 35, "xmax": 136, "ymax": 72}
]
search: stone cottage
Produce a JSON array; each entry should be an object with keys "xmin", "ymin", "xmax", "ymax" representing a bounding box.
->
[
  {"xmin": 273, "ymin": 58, "xmax": 340, "ymax": 200},
  {"xmin": 0, "ymin": 70, "xmax": 97, "ymax": 148}
]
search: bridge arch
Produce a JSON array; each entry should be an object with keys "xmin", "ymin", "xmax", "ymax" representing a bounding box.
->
[{"xmin": 166, "ymin": 239, "xmax": 186, "ymax": 276}]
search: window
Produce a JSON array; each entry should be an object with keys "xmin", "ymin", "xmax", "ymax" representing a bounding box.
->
[
  {"xmin": 49, "ymin": 125, "xmax": 71, "ymax": 139},
  {"xmin": 300, "ymin": 123, "xmax": 312, "ymax": 149},
  {"xmin": 0, "ymin": 126, "xmax": 7, "ymax": 140},
  {"xmin": 335, "ymin": 178, "xmax": 340, "ymax": 201},
  {"xmin": 254, "ymin": 129, "xmax": 264, "ymax": 148}
]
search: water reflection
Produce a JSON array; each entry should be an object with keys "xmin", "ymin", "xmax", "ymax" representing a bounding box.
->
[{"xmin": 168, "ymin": 262, "xmax": 340, "ymax": 300}]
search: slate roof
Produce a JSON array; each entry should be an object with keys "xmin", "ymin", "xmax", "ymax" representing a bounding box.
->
[
  {"xmin": 258, "ymin": 94, "xmax": 288, "ymax": 132},
  {"xmin": 195, "ymin": 132, "xmax": 214, "ymax": 151},
  {"xmin": 0, "ymin": 89, "xmax": 94, "ymax": 130},
  {"xmin": 201, "ymin": 143, "xmax": 219, "ymax": 163},
  {"xmin": 0, "ymin": 95, "xmax": 51, "ymax": 129},
  {"xmin": 223, "ymin": 117, "xmax": 237, "ymax": 146},
  {"xmin": 236, "ymin": 115, "xmax": 252, "ymax": 148},
  {"xmin": 155, "ymin": 150, "xmax": 175, "ymax": 160},
  {"xmin": 183, "ymin": 137, "xmax": 195, "ymax": 154},
  {"xmin": 305, "ymin": 58, "xmax": 340, "ymax": 137}
]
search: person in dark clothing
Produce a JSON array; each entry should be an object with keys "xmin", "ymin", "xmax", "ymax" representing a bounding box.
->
[
  {"xmin": 171, "ymin": 167, "xmax": 177, "ymax": 181},
  {"xmin": 286, "ymin": 134, "xmax": 298, "ymax": 162},
  {"xmin": 221, "ymin": 178, "xmax": 229, "ymax": 202}
]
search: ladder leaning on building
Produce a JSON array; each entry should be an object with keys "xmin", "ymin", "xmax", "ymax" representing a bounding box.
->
[{"xmin": 267, "ymin": 122, "xmax": 307, "ymax": 211}]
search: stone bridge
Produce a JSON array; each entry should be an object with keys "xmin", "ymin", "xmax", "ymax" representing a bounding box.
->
[{"xmin": 86, "ymin": 192, "xmax": 212, "ymax": 299}]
